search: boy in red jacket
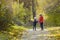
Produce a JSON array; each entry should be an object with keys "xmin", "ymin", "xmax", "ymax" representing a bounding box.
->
[{"xmin": 39, "ymin": 14, "xmax": 44, "ymax": 30}]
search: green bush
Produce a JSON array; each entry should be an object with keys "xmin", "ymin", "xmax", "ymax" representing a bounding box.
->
[
  {"xmin": 0, "ymin": 3, "xmax": 13, "ymax": 31},
  {"xmin": 46, "ymin": 5, "xmax": 60, "ymax": 26},
  {"xmin": 0, "ymin": 25, "xmax": 27, "ymax": 40}
]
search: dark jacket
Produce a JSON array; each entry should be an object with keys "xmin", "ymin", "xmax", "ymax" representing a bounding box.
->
[{"xmin": 33, "ymin": 19, "xmax": 37, "ymax": 26}]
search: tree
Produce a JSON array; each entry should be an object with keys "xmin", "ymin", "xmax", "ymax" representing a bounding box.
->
[
  {"xmin": 32, "ymin": 0, "xmax": 36, "ymax": 18},
  {"xmin": 45, "ymin": 0, "xmax": 60, "ymax": 26},
  {"xmin": 0, "ymin": 0, "xmax": 13, "ymax": 31}
]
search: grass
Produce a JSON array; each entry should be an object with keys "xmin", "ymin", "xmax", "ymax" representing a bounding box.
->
[{"xmin": 47, "ymin": 27, "xmax": 60, "ymax": 40}]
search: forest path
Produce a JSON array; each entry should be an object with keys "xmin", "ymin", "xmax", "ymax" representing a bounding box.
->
[
  {"xmin": 21, "ymin": 27, "xmax": 60, "ymax": 40},
  {"xmin": 21, "ymin": 28, "xmax": 50, "ymax": 40}
]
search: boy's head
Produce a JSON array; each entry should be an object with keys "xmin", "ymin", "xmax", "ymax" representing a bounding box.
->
[{"xmin": 34, "ymin": 17, "xmax": 36, "ymax": 19}]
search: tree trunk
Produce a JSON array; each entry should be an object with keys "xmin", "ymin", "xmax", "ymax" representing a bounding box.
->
[{"xmin": 32, "ymin": 0, "xmax": 36, "ymax": 18}]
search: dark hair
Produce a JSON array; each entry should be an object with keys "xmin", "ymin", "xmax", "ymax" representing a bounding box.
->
[{"xmin": 40, "ymin": 14, "xmax": 42, "ymax": 16}]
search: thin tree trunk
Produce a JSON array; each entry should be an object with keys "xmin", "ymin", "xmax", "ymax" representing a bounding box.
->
[{"xmin": 32, "ymin": 0, "xmax": 36, "ymax": 18}]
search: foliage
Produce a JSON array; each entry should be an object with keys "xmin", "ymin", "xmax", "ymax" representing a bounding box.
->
[
  {"xmin": 46, "ymin": 5, "xmax": 60, "ymax": 26},
  {"xmin": 12, "ymin": 2, "xmax": 32, "ymax": 26},
  {"xmin": 44, "ymin": 0, "xmax": 60, "ymax": 26},
  {"xmin": 0, "ymin": 25, "xmax": 27, "ymax": 40},
  {"xmin": 0, "ymin": 1, "xmax": 13, "ymax": 31},
  {"xmin": 12, "ymin": 2, "xmax": 26, "ymax": 25},
  {"xmin": 0, "ymin": 0, "xmax": 32, "ymax": 31},
  {"xmin": 49, "ymin": 28, "xmax": 60, "ymax": 40}
]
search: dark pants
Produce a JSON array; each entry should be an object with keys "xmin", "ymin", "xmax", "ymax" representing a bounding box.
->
[
  {"xmin": 40, "ymin": 23, "xmax": 43, "ymax": 30},
  {"xmin": 33, "ymin": 22, "xmax": 36, "ymax": 31}
]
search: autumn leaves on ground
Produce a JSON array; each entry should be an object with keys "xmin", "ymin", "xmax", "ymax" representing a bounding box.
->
[{"xmin": 0, "ymin": 0, "xmax": 60, "ymax": 40}]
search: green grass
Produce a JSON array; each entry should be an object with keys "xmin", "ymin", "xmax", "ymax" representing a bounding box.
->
[{"xmin": 49, "ymin": 27, "xmax": 60, "ymax": 40}]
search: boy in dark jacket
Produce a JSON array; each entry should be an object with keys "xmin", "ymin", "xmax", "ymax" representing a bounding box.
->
[{"xmin": 33, "ymin": 17, "xmax": 37, "ymax": 31}]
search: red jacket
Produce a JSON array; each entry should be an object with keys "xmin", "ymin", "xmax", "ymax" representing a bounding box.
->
[{"xmin": 39, "ymin": 16, "xmax": 43, "ymax": 23}]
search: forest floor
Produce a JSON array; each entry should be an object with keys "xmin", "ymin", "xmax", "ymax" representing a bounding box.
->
[{"xmin": 21, "ymin": 27, "xmax": 60, "ymax": 40}]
